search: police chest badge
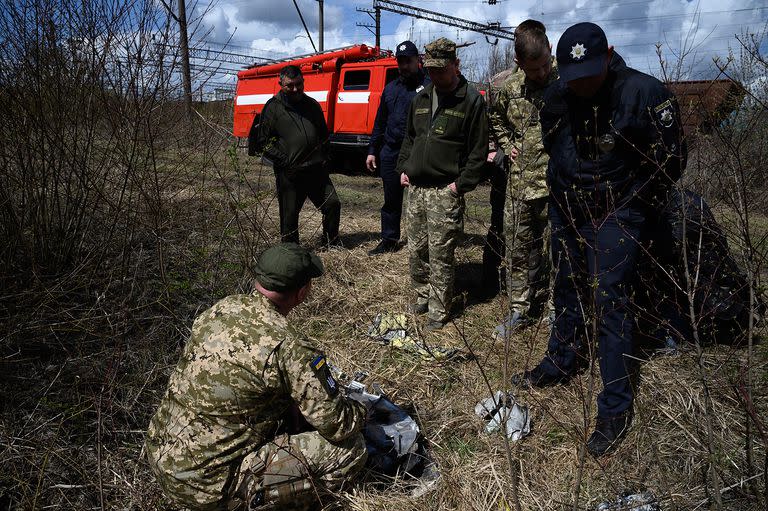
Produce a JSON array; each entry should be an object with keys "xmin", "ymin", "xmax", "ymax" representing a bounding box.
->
[
  {"xmin": 570, "ymin": 43, "xmax": 587, "ymax": 61},
  {"xmin": 310, "ymin": 354, "xmax": 338, "ymax": 397},
  {"xmin": 598, "ymin": 133, "xmax": 615, "ymax": 153}
]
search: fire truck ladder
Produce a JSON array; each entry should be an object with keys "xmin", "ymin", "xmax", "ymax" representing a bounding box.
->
[
  {"xmin": 369, "ymin": 0, "xmax": 514, "ymax": 43},
  {"xmin": 244, "ymin": 45, "xmax": 383, "ymax": 69}
]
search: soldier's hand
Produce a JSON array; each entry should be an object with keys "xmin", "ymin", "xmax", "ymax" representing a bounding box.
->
[
  {"xmin": 487, "ymin": 151, "xmax": 497, "ymax": 163},
  {"xmin": 365, "ymin": 155, "xmax": 377, "ymax": 172},
  {"xmin": 448, "ymin": 182, "xmax": 458, "ymax": 195},
  {"xmin": 400, "ymin": 172, "xmax": 410, "ymax": 187},
  {"xmin": 509, "ymin": 147, "xmax": 520, "ymax": 161}
]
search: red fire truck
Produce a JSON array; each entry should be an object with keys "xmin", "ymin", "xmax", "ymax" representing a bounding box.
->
[{"xmin": 234, "ymin": 44, "xmax": 400, "ymax": 172}]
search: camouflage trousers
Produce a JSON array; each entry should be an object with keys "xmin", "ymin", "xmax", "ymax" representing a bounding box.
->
[
  {"xmin": 504, "ymin": 194, "xmax": 551, "ymax": 320},
  {"xmin": 153, "ymin": 432, "xmax": 366, "ymax": 511},
  {"xmin": 230, "ymin": 432, "xmax": 367, "ymax": 511},
  {"xmin": 406, "ymin": 184, "xmax": 465, "ymax": 323}
]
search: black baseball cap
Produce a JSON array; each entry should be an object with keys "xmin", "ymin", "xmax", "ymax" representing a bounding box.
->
[
  {"xmin": 395, "ymin": 40, "xmax": 419, "ymax": 58},
  {"xmin": 556, "ymin": 22, "xmax": 609, "ymax": 82},
  {"xmin": 254, "ymin": 242, "xmax": 324, "ymax": 292}
]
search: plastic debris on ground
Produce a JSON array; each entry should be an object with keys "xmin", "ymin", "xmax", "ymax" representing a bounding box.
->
[
  {"xmin": 596, "ymin": 491, "xmax": 660, "ymax": 511},
  {"xmin": 474, "ymin": 391, "xmax": 531, "ymax": 441},
  {"xmin": 367, "ymin": 312, "xmax": 464, "ymax": 360}
]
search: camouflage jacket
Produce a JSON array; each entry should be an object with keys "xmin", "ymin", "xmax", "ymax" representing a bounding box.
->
[
  {"xmin": 145, "ymin": 292, "xmax": 365, "ymax": 507},
  {"xmin": 488, "ymin": 63, "xmax": 558, "ymax": 201}
]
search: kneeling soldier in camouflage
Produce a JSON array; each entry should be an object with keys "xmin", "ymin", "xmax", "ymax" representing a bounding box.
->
[{"xmin": 146, "ymin": 243, "xmax": 367, "ymax": 510}]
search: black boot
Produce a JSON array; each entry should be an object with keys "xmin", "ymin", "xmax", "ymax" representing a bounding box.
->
[
  {"xmin": 511, "ymin": 361, "xmax": 576, "ymax": 389},
  {"xmin": 586, "ymin": 413, "xmax": 632, "ymax": 457},
  {"xmin": 368, "ymin": 239, "xmax": 398, "ymax": 255}
]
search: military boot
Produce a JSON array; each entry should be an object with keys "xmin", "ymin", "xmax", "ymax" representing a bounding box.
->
[
  {"xmin": 586, "ymin": 413, "xmax": 632, "ymax": 457},
  {"xmin": 368, "ymin": 239, "xmax": 399, "ymax": 255}
]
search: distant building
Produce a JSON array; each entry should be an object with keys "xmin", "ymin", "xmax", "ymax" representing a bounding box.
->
[
  {"xmin": 666, "ymin": 80, "xmax": 745, "ymax": 137},
  {"xmin": 204, "ymin": 86, "xmax": 235, "ymax": 102}
]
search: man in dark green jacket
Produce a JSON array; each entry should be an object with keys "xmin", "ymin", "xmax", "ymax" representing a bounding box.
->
[
  {"xmin": 254, "ymin": 65, "xmax": 341, "ymax": 246},
  {"xmin": 397, "ymin": 37, "xmax": 489, "ymax": 330}
]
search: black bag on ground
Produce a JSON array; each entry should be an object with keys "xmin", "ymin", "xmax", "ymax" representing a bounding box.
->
[{"xmin": 361, "ymin": 395, "xmax": 425, "ymax": 477}]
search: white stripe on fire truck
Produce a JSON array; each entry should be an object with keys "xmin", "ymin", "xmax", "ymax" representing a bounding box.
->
[
  {"xmin": 235, "ymin": 91, "xmax": 330, "ymax": 106},
  {"xmin": 235, "ymin": 93, "xmax": 274, "ymax": 106},
  {"xmin": 305, "ymin": 91, "xmax": 329, "ymax": 102},
  {"xmin": 337, "ymin": 92, "xmax": 370, "ymax": 104}
]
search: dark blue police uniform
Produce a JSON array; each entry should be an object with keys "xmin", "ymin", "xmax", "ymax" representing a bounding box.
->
[
  {"xmin": 535, "ymin": 25, "xmax": 686, "ymax": 435},
  {"xmin": 368, "ymin": 43, "xmax": 428, "ymax": 245}
]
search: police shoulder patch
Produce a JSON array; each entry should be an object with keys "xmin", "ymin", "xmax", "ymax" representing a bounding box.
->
[
  {"xmin": 309, "ymin": 354, "xmax": 338, "ymax": 397},
  {"xmin": 415, "ymin": 107, "xmax": 430, "ymax": 115},
  {"xmin": 653, "ymin": 99, "xmax": 672, "ymax": 113}
]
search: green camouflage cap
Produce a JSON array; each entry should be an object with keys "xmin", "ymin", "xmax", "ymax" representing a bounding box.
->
[
  {"xmin": 424, "ymin": 37, "xmax": 457, "ymax": 68},
  {"xmin": 254, "ymin": 242, "xmax": 324, "ymax": 292}
]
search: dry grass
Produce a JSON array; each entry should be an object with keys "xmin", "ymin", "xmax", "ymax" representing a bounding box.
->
[{"xmin": 1, "ymin": 150, "xmax": 766, "ymax": 510}]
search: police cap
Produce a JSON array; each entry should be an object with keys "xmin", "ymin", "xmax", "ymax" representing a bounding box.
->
[
  {"xmin": 395, "ymin": 40, "xmax": 419, "ymax": 58},
  {"xmin": 254, "ymin": 242, "xmax": 324, "ymax": 292},
  {"xmin": 423, "ymin": 37, "xmax": 456, "ymax": 68},
  {"xmin": 556, "ymin": 22, "xmax": 609, "ymax": 82}
]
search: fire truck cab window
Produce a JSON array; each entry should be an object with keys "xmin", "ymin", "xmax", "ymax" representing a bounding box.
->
[
  {"xmin": 385, "ymin": 68, "xmax": 399, "ymax": 85},
  {"xmin": 343, "ymin": 70, "xmax": 370, "ymax": 90}
]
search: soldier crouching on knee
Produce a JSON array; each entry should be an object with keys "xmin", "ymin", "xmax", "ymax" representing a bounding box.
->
[{"xmin": 145, "ymin": 243, "xmax": 367, "ymax": 510}]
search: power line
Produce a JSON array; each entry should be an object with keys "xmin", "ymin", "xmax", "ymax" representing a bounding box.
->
[
  {"xmin": 189, "ymin": 63, "xmax": 241, "ymax": 75},
  {"xmin": 371, "ymin": 21, "xmax": 766, "ymax": 41},
  {"xmin": 536, "ymin": 7, "xmax": 768, "ymax": 29},
  {"xmin": 373, "ymin": 0, "xmax": 515, "ymax": 41},
  {"xmin": 156, "ymin": 42, "xmax": 272, "ymax": 66}
]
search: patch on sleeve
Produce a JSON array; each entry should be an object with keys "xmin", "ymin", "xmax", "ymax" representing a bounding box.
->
[
  {"xmin": 415, "ymin": 107, "xmax": 430, "ymax": 116},
  {"xmin": 653, "ymin": 99, "xmax": 672, "ymax": 113},
  {"xmin": 654, "ymin": 100, "xmax": 675, "ymax": 128},
  {"xmin": 309, "ymin": 355, "xmax": 338, "ymax": 397}
]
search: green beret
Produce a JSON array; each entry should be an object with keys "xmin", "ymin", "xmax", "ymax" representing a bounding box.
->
[{"xmin": 254, "ymin": 242, "xmax": 324, "ymax": 292}]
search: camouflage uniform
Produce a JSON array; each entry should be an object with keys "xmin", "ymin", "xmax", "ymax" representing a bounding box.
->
[
  {"xmin": 488, "ymin": 63, "xmax": 558, "ymax": 321},
  {"xmin": 145, "ymin": 292, "xmax": 367, "ymax": 510}
]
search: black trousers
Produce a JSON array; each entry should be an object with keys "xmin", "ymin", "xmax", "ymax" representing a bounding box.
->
[
  {"xmin": 275, "ymin": 167, "xmax": 340, "ymax": 244},
  {"xmin": 542, "ymin": 198, "xmax": 644, "ymax": 418},
  {"xmin": 379, "ymin": 145, "xmax": 404, "ymax": 243},
  {"xmin": 482, "ymin": 161, "xmax": 508, "ymax": 287}
]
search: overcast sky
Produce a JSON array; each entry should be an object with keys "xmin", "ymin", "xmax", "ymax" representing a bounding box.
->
[{"xmin": 193, "ymin": 0, "xmax": 767, "ymax": 84}]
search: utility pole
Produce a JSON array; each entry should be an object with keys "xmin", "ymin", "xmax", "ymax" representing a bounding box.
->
[
  {"xmin": 355, "ymin": 5, "xmax": 381, "ymax": 49},
  {"xmin": 178, "ymin": 0, "xmax": 193, "ymax": 116},
  {"xmin": 318, "ymin": 0, "xmax": 324, "ymax": 51}
]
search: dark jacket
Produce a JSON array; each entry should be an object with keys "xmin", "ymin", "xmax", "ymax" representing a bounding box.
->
[
  {"xmin": 367, "ymin": 70, "xmax": 428, "ymax": 155},
  {"xmin": 397, "ymin": 75, "xmax": 489, "ymax": 194},
  {"xmin": 253, "ymin": 91, "xmax": 329, "ymax": 171},
  {"xmin": 541, "ymin": 52, "xmax": 686, "ymax": 207}
]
